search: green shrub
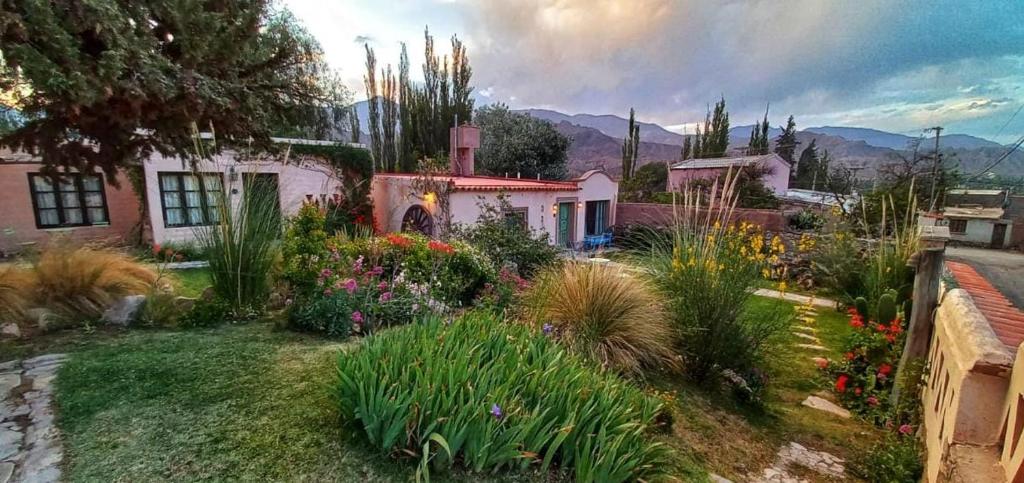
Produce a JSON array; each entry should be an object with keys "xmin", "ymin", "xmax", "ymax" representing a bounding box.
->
[
  {"xmin": 179, "ymin": 297, "xmax": 233, "ymax": 328},
  {"xmin": 196, "ymin": 176, "xmax": 281, "ymax": 313},
  {"xmin": 451, "ymin": 195, "xmax": 560, "ymax": 278},
  {"xmin": 287, "ymin": 291, "xmax": 355, "ymax": 337},
  {"xmin": 281, "ymin": 203, "xmax": 330, "ymax": 296},
  {"xmin": 523, "ymin": 262, "xmax": 675, "ymax": 376},
  {"xmin": 336, "ymin": 312, "xmax": 669, "ymax": 482},
  {"xmin": 789, "ymin": 210, "xmax": 825, "ymax": 230},
  {"xmin": 644, "ymin": 171, "xmax": 790, "ymax": 382},
  {"xmin": 852, "ymin": 433, "xmax": 923, "ymax": 483}
]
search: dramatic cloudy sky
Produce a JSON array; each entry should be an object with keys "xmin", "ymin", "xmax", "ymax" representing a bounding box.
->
[{"xmin": 284, "ymin": 0, "xmax": 1024, "ymax": 142}]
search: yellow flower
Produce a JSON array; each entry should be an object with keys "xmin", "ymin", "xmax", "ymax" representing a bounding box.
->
[{"xmin": 778, "ymin": 281, "xmax": 788, "ymax": 293}]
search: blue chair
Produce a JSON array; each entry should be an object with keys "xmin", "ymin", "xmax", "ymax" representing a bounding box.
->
[{"xmin": 583, "ymin": 230, "xmax": 613, "ymax": 250}]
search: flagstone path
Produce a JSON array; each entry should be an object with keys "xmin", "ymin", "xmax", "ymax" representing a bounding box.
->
[{"xmin": 0, "ymin": 354, "xmax": 67, "ymax": 483}]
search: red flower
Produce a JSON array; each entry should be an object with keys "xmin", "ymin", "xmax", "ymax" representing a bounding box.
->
[
  {"xmin": 386, "ymin": 233, "xmax": 412, "ymax": 248},
  {"xmin": 151, "ymin": 244, "xmax": 162, "ymax": 256},
  {"xmin": 354, "ymin": 214, "xmax": 366, "ymax": 224},
  {"xmin": 874, "ymin": 323, "xmax": 887, "ymax": 332},
  {"xmin": 885, "ymin": 334, "xmax": 897, "ymax": 343},
  {"xmin": 889, "ymin": 322, "xmax": 903, "ymax": 335},
  {"xmin": 854, "ymin": 387, "xmax": 862, "ymax": 396},
  {"xmin": 847, "ymin": 307, "xmax": 859, "ymax": 316},
  {"xmin": 850, "ymin": 317, "xmax": 864, "ymax": 329},
  {"xmin": 878, "ymin": 363, "xmax": 893, "ymax": 376},
  {"xmin": 835, "ymin": 375, "xmax": 849, "ymax": 393},
  {"xmin": 427, "ymin": 240, "xmax": 455, "ymax": 255},
  {"xmin": 845, "ymin": 352, "xmax": 855, "ymax": 361},
  {"xmin": 867, "ymin": 396, "xmax": 879, "ymax": 406}
]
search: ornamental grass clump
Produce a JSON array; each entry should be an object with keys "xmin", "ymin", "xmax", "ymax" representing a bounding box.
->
[
  {"xmin": 523, "ymin": 262, "xmax": 675, "ymax": 376},
  {"xmin": 0, "ymin": 264, "xmax": 35, "ymax": 323},
  {"xmin": 645, "ymin": 168, "xmax": 790, "ymax": 383},
  {"xmin": 336, "ymin": 312, "xmax": 669, "ymax": 482},
  {"xmin": 32, "ymin": 244, "xmax": 157, "ymax": 320}
]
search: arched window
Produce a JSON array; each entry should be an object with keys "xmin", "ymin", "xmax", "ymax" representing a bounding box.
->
[{"xmin": 401, "ymin": 205, "xmax": 434, "ymax": 236}]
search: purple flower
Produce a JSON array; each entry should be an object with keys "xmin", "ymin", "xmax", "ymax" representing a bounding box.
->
[
  {"xmin": 490, "ymin": 403, "xmax": 503, "ymax": 420},
  {"xmin": 351, "ymin": 310, "xmax": 363, "ymax": 323},
  {"xmin": 352, "ymin": 256, "xmax": 364, "ymax": 274},
  {"xmin": 379, "ymin": 291, "xmax": 392, "ymax": 303},
  {"xmin": 320, "ymin": 268, "xmax": 333, "ymax": 278},
  {"xmin": 369, "ymin": 266, "xmax": 384, "ymax": 276},
  {"xmin": 344, "ymin": 278, "xmax": 358, "ymax": 294},
  {"xmin": 377, "ymin": 281, "xmax": 388, "ymax": 291},
  {"xmin": 542, "ymin": 323, "xmax": 553, "ymax": 335},
  {"xmin": 898, "ymin": 424, "xmax": 913, "ymax": 435}
]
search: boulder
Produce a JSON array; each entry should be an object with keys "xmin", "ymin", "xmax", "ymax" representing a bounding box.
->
[
  {"xmin": 173, "ymin": 297, "xmax": 196, "ymax": 312},
  {"xmin": 0, "ymin": 323, "xmax": 19, "ymax": 339},
  {"xmin": 101, "ymin": 295, "xmax": 147, "ymax": 327}
]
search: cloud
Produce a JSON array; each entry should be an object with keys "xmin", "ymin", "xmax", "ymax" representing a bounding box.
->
[{"xmin": 454, "ymin": 0, "xmax": 1024, "ymax": 138}]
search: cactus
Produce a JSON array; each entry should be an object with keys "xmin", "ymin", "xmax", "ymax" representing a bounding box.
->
[
  {"xmin": 855, "ymin": 297, "xmax": 870, "ymax": 318},
  {"xmin": 885, "ymin": 288, "xmax": 899, "ymax": 302},
  {"xmin": 903, "ymin": 299, "xmax": 913, "ymax": 321},
  {"xmin": 878, "ymin": 293, "xmax": 897, "ymax": 324}
]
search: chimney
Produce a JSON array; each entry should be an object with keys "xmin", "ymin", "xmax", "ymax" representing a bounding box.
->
[{"xmin": 449, "ymin": 124, "xmax": 480, "ymax": 176}]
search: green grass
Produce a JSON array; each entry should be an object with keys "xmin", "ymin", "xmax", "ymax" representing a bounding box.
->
[
  {"xmin": 168, "ymin": 268, "xmax": 212, "ymax": 298},
  {"xmin": 53, "ymin": 322, "xmax": 540, "ymax": 482},
  {"xmin": 42, "ymin": 294, "xmax": 876, "ymax": 482}
]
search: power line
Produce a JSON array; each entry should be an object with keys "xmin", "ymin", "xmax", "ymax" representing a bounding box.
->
[
  {"xmin": 992, "ymin": 103, "xmax": 1024, "ymax": 143},
  {"xmin": 966, "ymin": 133, "xmax": 1024, "ymax": 180}
]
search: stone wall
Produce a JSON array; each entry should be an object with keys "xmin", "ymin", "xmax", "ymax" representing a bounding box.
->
[{"xmin": 615, "ymin": 202, "xmax": 786, "ymax": 232}]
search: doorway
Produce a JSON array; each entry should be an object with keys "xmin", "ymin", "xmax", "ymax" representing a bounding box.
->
[
  {"xmin": 992, "ymin": 223, "xmax": 1007, "ymax": 249},
  {"xmin": 556, "ymin": 201, "xmax": 576, "ymax": 248}
]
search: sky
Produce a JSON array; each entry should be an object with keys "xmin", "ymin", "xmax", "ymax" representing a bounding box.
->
[{"xmin": 283, "ymin": 0, "xmax": 1024, "ymax": 142}]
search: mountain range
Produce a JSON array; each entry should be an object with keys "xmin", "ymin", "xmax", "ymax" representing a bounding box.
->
[{"xmin": 346, "ymin": 100, "xmax": 1022, "ymax": 178}]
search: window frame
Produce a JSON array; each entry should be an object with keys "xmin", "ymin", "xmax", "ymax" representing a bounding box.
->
[
  {"xmin": 584, "ymin": 200, "xmax": 611, "ymax": 236},
  {"xmin": 948, "ymin": 218, "xmax": 968, "ymax": 234},
  {"xmin": 157, "ymin": 172, "xmax": 226, "ymax": 228},
  {"xmin": 27, "ymin": 172, "xmax": 110, "ymax": 229},
  {"xmin": 502, "ymin": 207, "xmax": 529, "ymax": 231}
]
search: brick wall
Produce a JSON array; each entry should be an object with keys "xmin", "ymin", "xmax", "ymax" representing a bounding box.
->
[
  {"xmin": 0, "ymin": 163, "xmax": 141, "ymax": 256},
  {"xmin": 1007, "ymin": 196, "xmax": 1024, "ymax": 249},
  {"xmin": 615, "ymin": 202, "xmax": 787, "ymax": 232}
]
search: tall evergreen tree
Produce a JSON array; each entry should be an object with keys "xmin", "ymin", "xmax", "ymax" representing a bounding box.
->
[
  {"xmin": 794, "ymin": 139, "xmax": 819, "ymax": 189},
  {"xmin": 348, "ymin": 108, "xmax": 360, "ymax": 144},
  {"xmin": 380, "ymin": 64, "xmax": 399, "ymax": 172},
  {"xmin": 398, "ymin": 44, "xmax": 415, "ymax": 171},
  {"xmin": 364, "ymin": 45, "xmax": 382, "ymax": 170},
  {"xmin": 693, "ymin": 97, "xmax": 730, "ymax": 158},
  {"xmin": 747, "ymin": 105, "xmax": 770, "ymax": 155},
  {"xmin": 621, "ymin": 108, "xmax": 640, "ymax": 180},
  {"xmin": 774, "ymin": 115, "xmax": 799, "ymax": 166},
  {"xmin": 681, "ymin": 135, "xmax": 693, "ymax": 161}
]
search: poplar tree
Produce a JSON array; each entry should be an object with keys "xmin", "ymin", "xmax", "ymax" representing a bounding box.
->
[
  {"xmin": 364, "ymin": 45, "xmax": 382, "ymax": 169},
  {"xmin": 348, "ymin": 109, "xmax": 360, "ymax": 144},
  {"xmin": 747, "ymin": 105, "xmax": 770, "ymax": 155},
  {"xmin": 681, "ymin": 135, "xmax": 693, "ymax": 161},
  {"xmin": 621, "ymin": 108, "xmax": 640, "ymax": 180},
  {"xmin": 693, "ymin": 97, "xmax": 730, "ymax": 158}
]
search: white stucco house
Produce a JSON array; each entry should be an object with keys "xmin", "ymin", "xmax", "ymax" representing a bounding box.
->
[
  {"xmin": 372, "ymin": 125, "xmax": 619, "ymax": 247},
  {"xmin": 920, "ymin": 206, "xmax": 1014, "ymax": 249}
]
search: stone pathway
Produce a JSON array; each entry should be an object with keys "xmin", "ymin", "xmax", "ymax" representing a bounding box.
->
[
  {"xmin": 748, "ymin": 442, "xmax": 846, "ymax": 482},
  {"xmin": 1, "ymin": 354, "xmax": 67, "ymax": 483},
  {"xmin": 755, "ymin": 289, "xmax": 837, "ymax": 309}
]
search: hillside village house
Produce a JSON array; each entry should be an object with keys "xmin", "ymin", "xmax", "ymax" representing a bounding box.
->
[
  {"xmin": 372, "ymin": 125, "xmax": 619, "ymax": 248},
  {"xmin": 668, "ymin": 153, "xmax": 791, "ymax": 194},
  {"xmin": 1, "ymin": 128, "xmax": 619, "ymax": 255},
  {"xmin": 918, "ymin": 189, "xmax": 1019, "ymax": 249}
]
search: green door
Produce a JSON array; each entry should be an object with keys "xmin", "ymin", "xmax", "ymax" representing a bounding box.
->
[{"xmin": 557, "ymin": 202, "xmax": 574, "ymax": 247}]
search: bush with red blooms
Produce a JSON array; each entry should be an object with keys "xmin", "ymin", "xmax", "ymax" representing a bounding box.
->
[
  {"xmin": 821, "ymin": 307, "xmax": 906, "ymax": 423},
  {"xmin": 475, "ymin": 266, "xmax": 530, "ymax": 314}
]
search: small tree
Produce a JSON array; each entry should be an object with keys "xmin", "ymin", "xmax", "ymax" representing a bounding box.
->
[
  {"xmin": 474, "ymin": 104, "xmax": 570, "ymax": 180},
  {"xmin": 693, "ymin": 97, "xmax": 730, "ymax": 158},
  {"xmin": 747, "ymin": 106, "xmax": 770, "ymax": 155},
  {"xmin": 774, "ymin": 115, "xmax": 800, "ymax": 165}
]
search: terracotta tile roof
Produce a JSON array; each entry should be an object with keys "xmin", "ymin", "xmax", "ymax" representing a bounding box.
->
[
  {"xmin": 374, "ymin": 173, "xmax": 580, "ymax": 192},
  {"xmin": 946, "ymin": 261, "xmax": 1024, "ymax": 347}
]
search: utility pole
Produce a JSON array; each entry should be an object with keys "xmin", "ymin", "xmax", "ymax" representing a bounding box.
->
[{"xmin": 927, "ymin": 126, "xmax": 943, "ymax": 212}]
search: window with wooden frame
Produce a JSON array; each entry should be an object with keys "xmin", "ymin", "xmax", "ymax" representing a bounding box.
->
[
  {"xmin": 948, "ymin": 219, "xmax": 968, "ymax": 234},
  {"xmin": 502, "ymin": 207, "xmax": 529, "ymax": 230},
  {"xmin": 28, "ymin": 173, "xmax": 109, "ymax": 229},
  {"xmin": 158, "ymin": 172, "xmax": 225, "ymax": 227}
]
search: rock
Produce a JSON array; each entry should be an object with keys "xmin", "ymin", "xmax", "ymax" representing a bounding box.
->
[
  {"xmin": 0, "ymin": 374, "xmax": 19, "ymax": 400},
  {"xmin": 22, "ymin": 354, "xmax": 66, "ymax": 369},
  {"xmin": 793, "ymin": 332, "xmax": 820, "ymax": 342},
  {"xmin": 173, "ymin": 296, "xmax": 197, "ymax": 312},
  {"xmin": 200, "ymin": 287, "xmax": 216, "ymax": 301},
  {"xmin": 101, "ymin": 295, "xmax": 147, "ymax": 326},
  {"xmin": 795, "ymin": 343, "xmax": 828, "ymax": 351},
  {"xmin": 0, "ymin": 462, "xmax": 13, "ymax": 483},
  {"xmin": 0, "ymin": 361, "xmax": 16, "ymax": 373},
  {"xmin": 802, "ymin": 395, "xmax": 851, "ymax": 418},
  {"xmin": 24, "ymin": 309, "xmax": 57, "ymax": 332},
  {"xmin": 0, "ymin": 428, "xmax": 21, "ymax": 460},
  {"xmin": 710, "ymin": 473, "xmax": 734, "ymax": 483},
  {"xmin": 0, "ymin": 324, "xmax": 19, "ymax": 339}
]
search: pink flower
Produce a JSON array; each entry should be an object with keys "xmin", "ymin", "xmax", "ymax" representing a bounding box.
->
[
  {"xmin": 320, "ymin": 268, "xmax": 334, "ymax": 278},
  {"xmin": 352, "ymin": 256, "xmax": 364, "ymax": 274},
  {"xmin": 351, "ymin": 311, "xmax": 363, "ymax": 323},
  {"xmin": 379, "ymin": 291, "xmax": 392, "ymax": 302},
  {"xmin": 898, "ymin": 424, "xmax": 913, "ymax": 435},
  {"xmin": 323, "ymin": 288, "xmax": 333, "ymax": 296},
  {"xmin": 867, "ymin": 396, "xmax": 879, "ymax": 407},
  {"xmin": 369, "ymin": 266, "xmax": 384, "ymax": 276},
  {"xmin": 377, "ymin": 281, "xmax": 388, "ymax": 291},
  {"xmin": 344, "ymin": 278, "xmax": 358, "ymax": 294}
]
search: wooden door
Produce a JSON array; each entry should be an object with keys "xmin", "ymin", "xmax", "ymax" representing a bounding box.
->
[
  {"xmin": 992, "ymin": 223, "xmax": 1007, "ymax": 249},
  {"xmin": 556, "ymin": 202, "xmax": 575, "ymax": 247}
]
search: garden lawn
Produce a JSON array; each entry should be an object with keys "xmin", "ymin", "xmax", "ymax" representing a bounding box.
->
[
  {"xmin": 168, "ymin": 267, "xmax": 212, "ymax": 298},
  {"xmin": 53, "ymin": 323, "xmax": 534, "ymax": 482},
  {"xmin": 653, "ymin": 296, "xmax": 884, "ymax": 482}
]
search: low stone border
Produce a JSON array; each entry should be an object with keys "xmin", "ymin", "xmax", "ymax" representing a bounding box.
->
[
  {"xmin": 1, "ymin": 354, "xmax": 67, "ymax": 483},
  {"xmin": 163, "ymin": 260, "xmax": 210, "ymax": 270}
]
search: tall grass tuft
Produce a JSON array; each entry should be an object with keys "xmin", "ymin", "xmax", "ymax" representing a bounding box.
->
[
  {"xmin": 864, "ymin": 183, "xmax": 920, "ymax": 306},
  {"xmin": 0, "ymin": 264, "xmax": 35, "ymax": 323},
  {"xmin": 31, "ymin": 244, "xmax": 156, "ymax": 320},
  {"xmin": 195, "ymin": 175, "xmax": 281, "ymax": 312},
  {"xmin": 523, "ymin": 262, "xmax": 675, "ymax": 376},
  {"xmin": 336, "ymin": 312, "xmax": 669, "ymax": 482},
  {"xmin": 645, "ymin": 168, "xmax": 790, "ymax": 382}
]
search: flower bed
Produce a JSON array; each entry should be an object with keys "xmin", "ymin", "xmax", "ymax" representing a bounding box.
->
[{"xmin": 335, "ymin": 312, "xmax": 669, "ymax": 482}]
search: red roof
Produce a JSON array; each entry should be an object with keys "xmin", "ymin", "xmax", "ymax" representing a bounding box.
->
[
  {"xmin": 374, "ymin": 173, "xmax": 580, "ymax": 192},
  {"xmin": 946, "ymin": 261, "xmax": 1024, "ymax": 347}
]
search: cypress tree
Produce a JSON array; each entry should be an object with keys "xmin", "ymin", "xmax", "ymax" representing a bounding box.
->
[
  {"xmin": 747, "ymin": 105, "xmax": 770, "ymax": 155},
  {"xmin": 681, "ymin": 135, "xmax": 692, "ymax": 161},
  {"xmin": 795, "ymin": 139, "xmax": 819, "ymax": 189},
  {"xmin": 775, "ymin": 115, "xmax": 800, "ymax": 166},
  {"xmin": 621, "ymin": 108, "xmax": 640, "ymax": 180},
  {"xmin": 364, "ymin": 45, "xmax": 382, "ymax": 171},
  {"xmin": 348, "ymin": 108, "xmax": 360, "ymax": 144}
]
